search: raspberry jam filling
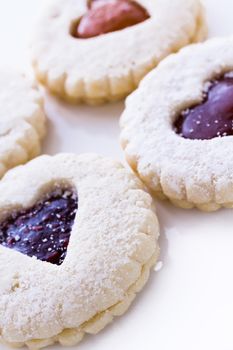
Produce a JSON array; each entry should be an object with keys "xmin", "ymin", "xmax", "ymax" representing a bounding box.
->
[
  {"xmin": 0, "ymin": 188, "xmax": 78, "ymax": 265},
  {"xmin": 174, "ymin": 74, "xmax": 233, "ymax": 140},
  {"xmin": 75, "ymin": 0, "xmax": 150, "ymax": 39}
]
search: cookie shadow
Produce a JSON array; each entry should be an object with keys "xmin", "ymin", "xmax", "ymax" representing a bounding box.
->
[{"xmin": 41, "ymin": 92, "xmax": 125, "ymax": 158}]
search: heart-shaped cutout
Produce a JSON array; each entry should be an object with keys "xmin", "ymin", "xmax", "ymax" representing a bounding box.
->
[
  {"xmin": 174, "ymin": 73, "xmax": 233, "ymax": 140},
  {"xmin": 73, "ymin": 0, "xmax": 150, "ymax": 39},
  {"xmin": 0, "ymin": 187, "xmax": 78, "ymax": 265}
]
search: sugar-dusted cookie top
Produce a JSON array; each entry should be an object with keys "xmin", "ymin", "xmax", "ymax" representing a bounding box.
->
[
  {"xmin": 0, "ymin": 153, "xmax": 159, "ymax": 349},
  {"xmin": 0, "ymin": 70, "xmax": 46, "ymax": 177},
  {"xmin": 32, "ymin": 0, "xmax": 207, "ymax": 105}
]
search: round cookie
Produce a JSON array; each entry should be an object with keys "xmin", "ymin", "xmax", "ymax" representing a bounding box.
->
[
  {"xmin": 32, "ymin": 0, "xmax": 207, "ymax": 105},
  {"xmin": 0, "ymin": 71, "xmax": 46, "ymax": 177},
  {"xmin": 120, "ymin": 36, "xmax": 233, "ymax": 212},
  {"xmin": 0, "ymin": 153, "xmax": 159, "ymax": 349}
]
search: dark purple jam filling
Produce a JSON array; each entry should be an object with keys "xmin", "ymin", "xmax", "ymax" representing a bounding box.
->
[
  {"xmin": 174, "ymin": 73, "xmax": 233, "ymax": 140},
  {"xmin": 0, "ymin": 188, "xmax": 78, "ymax": 265}
]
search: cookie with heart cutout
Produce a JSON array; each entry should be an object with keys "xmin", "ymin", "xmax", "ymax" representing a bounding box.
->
[
  {"xmin": 0, "ymin": 153, "xmax": 159, "ymax": 349},
  {"xmin": 0, "ymin": 70, "xmax": 46, "ymax": 178},
  {"xmin": 120, "ymin": 36, "xmax": 233, "ymax": 212},
  {"xmin": 32, "ymin": 0, "xmax": 207, "ymax": 105}
]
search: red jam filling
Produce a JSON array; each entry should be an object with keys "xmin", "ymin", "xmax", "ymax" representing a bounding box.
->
[{"xmin": 75, "ymin": 0, "xmax": 150, "ymax": 39}]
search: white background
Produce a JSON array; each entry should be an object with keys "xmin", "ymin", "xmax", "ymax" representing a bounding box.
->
[{"xmin": 1, "ymin": 1, "xmax": 233, "ymax": 349}]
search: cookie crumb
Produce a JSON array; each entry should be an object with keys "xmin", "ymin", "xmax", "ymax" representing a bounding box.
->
[{"xmin": 154, "ymin": 261, "xmax": 163, "ymax": 272}]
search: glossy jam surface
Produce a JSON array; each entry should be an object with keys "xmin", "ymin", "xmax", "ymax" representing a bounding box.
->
[
  {"xmin": 76, "ymin": 0, "xmax": 150, "ymax": 39},
  {"xmin": 0, "ymin": 188, "xmax": 78, "ymax": 265},
  {"xmin": 174, "ymin": 75, "xmax": 233, "ymax": 140}
]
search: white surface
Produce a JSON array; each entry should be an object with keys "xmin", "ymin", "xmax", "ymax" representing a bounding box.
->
[{"xmin": 0, "ymin": 1, "xmax": 233, "ymax": 349}]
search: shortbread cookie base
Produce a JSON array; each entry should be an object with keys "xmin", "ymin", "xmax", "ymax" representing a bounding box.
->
[
  {"xmin": 126, "ymin": 163, "xmax": 229, "ymax": 212},
  {"xmin": 0, "ymin": 154, "xmax": 159, "ymax": 348},
  {"xmin": 120, "ymin": 37, "xmax": 233, "ymax": 212},
  {"xmin": 153, "ymin": 190, "xmax": 232, "ymax": 212},
  {"xmin": 124, "ymin": 144, "xmax": 233, "ymax": 212},
  {"xmin": 32, "ymin": 0, "xmax": 207, "ymax": 105},
  {"xmin": 0, "ymin": 71, "xmax": 46, "ymax": 177},
  {"xmin": 3, "ymin": 248, "xmax": 159, "ymax": 350}
]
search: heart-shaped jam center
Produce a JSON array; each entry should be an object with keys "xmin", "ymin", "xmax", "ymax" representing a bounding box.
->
[
  {"xmin": 75, "ymin": 0, "xmax": 150, "ymax": 39},
  {"xmin": 0, "ymin": 188, "xmax": 78, "ymax": 265},
  {"xmin": 174, "ymin": 74, "xmax": 233, "ymax": 140}
]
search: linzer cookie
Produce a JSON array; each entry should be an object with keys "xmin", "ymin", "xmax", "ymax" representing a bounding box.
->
[
  {"xmin": 120, "ymin": 37, "xmax": 233, "ymax": 211},
  {"xmin": 0, "ymin": 153, "xmax": 159, "ymax": 349},
  {"xmin": 32, "ymin": 0, "xmax": 207, "ymax": 105},
  {"xmin": 0, "ymin": 70, "xmax": 46, "ymax": 178}
]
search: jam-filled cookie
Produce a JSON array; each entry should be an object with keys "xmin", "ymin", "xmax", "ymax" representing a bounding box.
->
[
  {"xmin": 32, "ymin": 0, "xmax": 207, "ymax": 105},
  {"xmin": 0, "ymin": 153, "xmax": 159, "ymax": 348},
  {"xmin": 0, "ymin": 71, "xmax": 46, "ymax": 178},
  {"xmin": 120, "ymin": 37, "xmax": 233, "ymax": 211}
]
